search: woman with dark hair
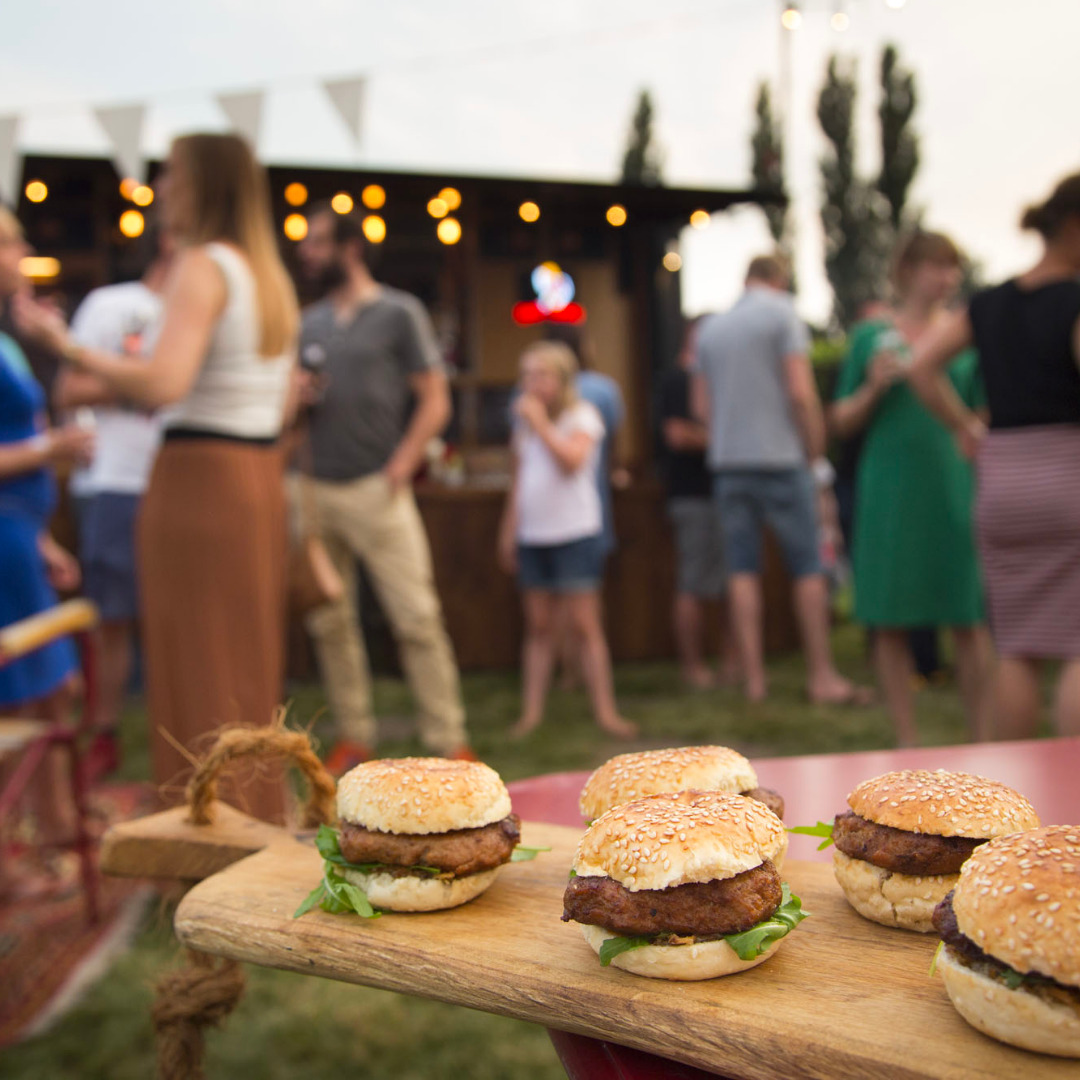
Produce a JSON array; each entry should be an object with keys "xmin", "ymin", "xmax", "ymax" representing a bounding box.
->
[
  {"xmin": 16, "ymin": 133, "xmax": 299, "ymax": 821},
  {"xmin": 830, "ymin": 231, "xmax": 991, "ymax": 746},
  {"xmin": 911, "ymin": 173, "xmax": 1080, "ymax": 739}
]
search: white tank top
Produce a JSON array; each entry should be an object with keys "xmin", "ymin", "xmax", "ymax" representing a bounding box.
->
[{"xmin": 162, "ymin": 242, "xmax": 293, "ymax": 438}]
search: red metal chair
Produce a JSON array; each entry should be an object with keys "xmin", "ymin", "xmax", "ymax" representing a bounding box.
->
[{"xmin": 0, "ymin": 598, "xmax": 101, "ymax": 923}]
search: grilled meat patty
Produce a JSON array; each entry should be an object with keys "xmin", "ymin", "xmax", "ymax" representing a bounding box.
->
[
  {"xmin": 742, "ymin": 787, "xmax": 784, "ymax": 820},
  {"xmin": 339, "ymin": 814, "xmax": 521, "ymax": 878},
  {"xmin": 562, "ymin": 859, "xmax": 782, "ymax": 938},
  {"xmin": 933, "ymin": 891, "xmax": 1080, "ymax": 1000},
  {"xmin": 832, "ymin": 810, "xmax": 984, "ymax": 876}
]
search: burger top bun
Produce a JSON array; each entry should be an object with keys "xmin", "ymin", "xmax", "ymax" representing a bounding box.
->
[
  {"xmin": 337, "ymin": 757, "xmax": 512, "ymax": 835},
  {"xmin": 573, "ymin": 789, "xmax": 787, "ymax": 893},
  {"xmin": 579, "ymin": 746, "xmax": 758, "ymax": 822},
  {"xmin": 847, "ymin": 769, "xmax": 1039, "ymax": 839},
  {"xmin": 953, "ymin": 825, "xmax": 1080, "ymax": 988}
]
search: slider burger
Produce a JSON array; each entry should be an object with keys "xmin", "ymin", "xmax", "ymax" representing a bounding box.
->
[
  {"xmin": 562, "ymin": 790, "xmax": 806, "ymax": 980},
  {"xmin": 823, "ymin": 769, "xmax": 1040, "ymax": 933},
  {"xmin": 579, "ymin": 745, "xmax": 785, "ymax": 823},
  {"xmin": 297, "ymin": 757, "xmax": 523, "ymax": 917},
  {"xmin": 932, "ymin": 826, "xmax": 1080, "ymax": 1057}
]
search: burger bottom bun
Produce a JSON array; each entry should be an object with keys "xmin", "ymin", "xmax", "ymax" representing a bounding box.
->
[
  {"xmin": 342, "ymin": 866, "xmax": 499, "ymax": 912},
  {"xmin": 580, "ymin": 924, "xmax": 779, "ymax": 981},
  {"xmin": 833, "ymin": 849, "xmax": 956, "ymax": 933},
  {"xmin": 938, "ymin": 947, "xmax": 1080, "ymax": 1058}
]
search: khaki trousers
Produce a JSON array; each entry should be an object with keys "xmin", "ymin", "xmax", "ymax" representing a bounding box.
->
[{"xmin": 296, "ymin": 473, "xmax": 466, "ymax": 754}]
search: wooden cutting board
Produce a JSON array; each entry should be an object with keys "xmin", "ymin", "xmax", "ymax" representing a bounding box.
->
[{"xmin": 174, "ymin": 822, "xmax": 1075, "ymax": 1080}]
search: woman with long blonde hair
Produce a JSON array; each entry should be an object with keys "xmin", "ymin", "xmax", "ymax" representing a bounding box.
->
[
  {"xmin": 17, "ymin": 133, "xmax": 299, "ymax": 821},
  {"xmin": 498, "ymin": 340, "xmax": 636, "ymax": 740}
]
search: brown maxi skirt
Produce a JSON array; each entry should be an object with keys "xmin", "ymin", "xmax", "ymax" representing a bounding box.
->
[{"xmin": 138, "ymin": 437, "xmax": 288, "ymax": 823}]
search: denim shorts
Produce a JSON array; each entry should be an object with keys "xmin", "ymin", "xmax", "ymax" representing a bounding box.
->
[
  {"xmin": 517, "ymin": 534, "xmax": 605, "ymax": 593},
  {"xmin": 714, "ymin": 468, "xmax": 821, "ymax": 578},
  {"xmin": 667, "ymin": 497, "xmax": 727, "ymax": 598},
  {"xmin": 79, "ymin": 491, "xmax": 142, "ymax": 621}
]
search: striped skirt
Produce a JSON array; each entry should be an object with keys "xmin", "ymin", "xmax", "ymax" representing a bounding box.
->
[
  {"xmin": 139, "ymin": 438, "xmax": 288, "ymax": 823},
  {"xmin": 977, "ymin": 425, "xmax": 1080, "ymax": 658}
]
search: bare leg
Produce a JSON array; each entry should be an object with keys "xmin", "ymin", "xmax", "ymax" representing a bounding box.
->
[
  {"xmin": 873, "ymin": 629, "xmax": 918, "ymax": 747},
  {"xmin": 1053, "ymin": 658, "xmax": 1080, "ymax": 737},
  {"xmin": 952, "ymin": 626, "xmax": 994, "ymax": 742},
  {"xmin": 794, "ymin": 574, "xmax": 870, "ymax": 704},
  {"xmin": 565, "ymin": 590, "xmax": 637, "ymax": 738},
  {"xmin": 993, "ymin": 656, "xmax": 1042, "ymax": 741},
  {"xmin": 96, "ymin": 620, "xmax": 135, "ymax": 731},
  {"xmin": 674, "ymin": 593, "xmax": 713, "ymax": 688},
  {"xmin": 729, "ymin": 573, "xmax": 766, "ymax": 701},
  {"xmin": 554, "ymin": 601, "xmax": 582, "ymax": 692},
  {"xmin": 511, "ymin": 590, "xmax": 557, "ymax": 738},
  {"xmin": 717, "ymin": 595, "xmax": 741, "ymax": 686}
]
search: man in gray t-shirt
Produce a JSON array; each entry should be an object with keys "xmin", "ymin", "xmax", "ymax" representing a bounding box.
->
[
  {"xmin": 295, "ymin": 207, "xmax": 472, "ymax": 768},
  {"xmin": 694, "ymin": 254, "xmax": 868, "ymax": 707}
]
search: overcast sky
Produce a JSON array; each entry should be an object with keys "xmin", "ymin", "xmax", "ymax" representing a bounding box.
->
[{"xmin": 4, "ymin": 0, "xmax": 1078, "ymax": 324}]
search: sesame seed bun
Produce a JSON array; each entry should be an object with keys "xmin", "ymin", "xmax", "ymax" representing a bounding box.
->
[
  {"xmin": 579, "ymin": 923, "xmax": 779, "ymax": 981},
  {"xmin": 847, "ymin": 770, "xmax": 1039, "ymax": 839},
  {"xmin": 832, "ymin": 849, "xmax": 956, "ymax": 933},
  {"xmin": 341, "ymin": 866, "xmax": 500, "ymax": 913},
  {"xmin": 952, "ymin": 826, "xmax": 1080, "ymax": 989},
  {"xmin": 579, "ymin": 746, "xmax": 759, "ymax": 822},
  {"xmin": 337, "ymin": 757, "xmax": 512, "ymax": 835},
  {"xmin": 937, "ymin": 947, "xmax": 1080, "ymax": 1058},
  {"xmin": 573, "ymin": 790, "xmax": 788, "ymax": 893}
]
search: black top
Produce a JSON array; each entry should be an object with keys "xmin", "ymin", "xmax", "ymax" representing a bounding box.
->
[
  {"xmin": 969, "ymin": 279, "xmax": 1080, "ymax": 429},
  {"xmin": 658, "ymin": 368, "xmax": 713, "ymax": 499}
]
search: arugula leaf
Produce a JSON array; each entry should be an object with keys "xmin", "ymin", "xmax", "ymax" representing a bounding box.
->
[
  {"xmin": 1001, "ymin": 967, "xmax": 1026, "ymax": 990},
  {"xmin": 929, "ymin": 940, "xmax": 945, "ymax": 977},
  {"xmin": 788, "ymin": 821, "xmax": 835, "ymax": 850},
  {"xmin": 598, "ymin": 935, "xmax": 652, "ymax": 966},
  {"xmin": 723, "ymin": 884, "xmax": 809, "ymax": 961},
  {"xmin": 510, "ymin": 845, "xmax": 551, "ymax": 862},
  {"xmin": 294, "ymin": 827, "xmax": 382, "ymax": 920},
  {"xmin": 568, "ymin": 869, "xmax": 577, "ymax": 879},
  {"xmin": 293, "ymin": 881, "xmax": 328, "ymax": 919},
  {"xmin": 314, "ymin": 823, "xmax": 344, "ymax": 862}
]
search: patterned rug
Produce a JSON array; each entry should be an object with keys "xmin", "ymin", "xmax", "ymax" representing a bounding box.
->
[{"xmin": 0, "ymin": 781, "xmax": 155, "ymax": 1046}]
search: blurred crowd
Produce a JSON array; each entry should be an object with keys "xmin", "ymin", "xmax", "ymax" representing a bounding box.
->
[{"xmin": 1, "ymin": 131, "xmax": 1079, "ymax": 881}]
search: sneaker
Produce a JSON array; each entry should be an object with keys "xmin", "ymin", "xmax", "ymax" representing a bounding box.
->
[
  {"xmin": 324, "ymin": 741, "xmax": 374, "ymax": 777},
  {"xmin": 447, "ymin": 746, "xmax": 479, "ymax": 762}
]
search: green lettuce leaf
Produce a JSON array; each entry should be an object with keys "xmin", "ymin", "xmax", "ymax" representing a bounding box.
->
[
  {"xmin": 723, "ymin": 884, "xmax": 809, "ymax": 961},
  {"xmin": 294, "ymin": 826, "xmax": 382, "ymax": 920},
  {"xmin": 788, "ymin": 821, "xmax": 835, "ymax": 850},
  {"xmin": 1001, "ymin": 967, "xmax": 1026, "ymax": 990},
  {"xmin": 510, "ymin": 845, "xmax": 551, "ymax": 862},
  {"xmin": 596, "ymin": 884, "xmax": 809, "ymax": 966}
]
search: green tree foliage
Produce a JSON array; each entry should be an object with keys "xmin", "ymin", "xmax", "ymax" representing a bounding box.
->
[
  {"xmin": 877, "ymin": 44, "xmax": 920, "ymax": 230},
  {"xmin": 817, "ymin": 56, "xmax": 890, "ymax": 329},
  {"xmin": 621, "ymin": 89, "xmax": 663, "ymax": 186},
  {"xmin": 750, "ymin": 82, "xmax": 787, "ymax": 244}
]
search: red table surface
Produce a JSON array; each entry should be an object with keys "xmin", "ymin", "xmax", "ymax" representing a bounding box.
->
[{"xmin": 505, "ymin": 737, "xmax": 1080, "ymax": 1080}]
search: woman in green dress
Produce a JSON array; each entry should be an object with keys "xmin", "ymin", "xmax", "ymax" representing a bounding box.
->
[{"xmin": 830, "ymin": 231, "xmax": 991, "ymax": 746}]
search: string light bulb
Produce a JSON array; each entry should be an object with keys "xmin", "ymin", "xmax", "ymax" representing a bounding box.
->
[
  {"xmin": 284, "ymin": 182, "xmax": 308, "ymax": 207},
  {"xmin": 781, "ymin": 4, "xmax": 802, "ymax": 30},
  {"xmin": 662, "ymin": 251, "xmax": 682, "ymax": 272},
  {"xmin": 283, "ymin": 214, "xmax": 308, "ymax": 241},
  {"xmin": 331, "ymin": 192, "xmax": 354, "ymax": 214},
  {"xmin": 831, "ymin": 7, "xmax": 849, "ymax": 30},
  {"xmin": 362, "ymin": 215, "xmax": 386, "ymax": 243},
  {"xmin": 132, "ymin": 185, "xmax": 154, "ymax": 206},
  {"xmin": 689, "ymin": 209, "xmax": 710, "ymax": 230},
  {"xmin": 361, "ymin": 185, "xmax": 386, "ymax": 210},
  {"xmin": 24, "ymin": 180, "xmax": 48, "ymax": 203},
  {"xmin": 427, "ymin": 197, "xmax": 449, "ymax": 219},
  {"xmin": 436, "ymin": 217, "xmax": 462, "ymax": 245},
  {"xmin": 519, "ymin": 201, "xmax": 540, "ymax": 223},
  {"xmin": 119, "ymin": 177, "xmax": 139, "ymax": 200},
  {"xmin": 438, "ymin": 187, "xmax": 461, "ymax": 210},
  {"xmin": 605, "ymin": 204, "xmax": 627, "ymax": 227},
  {"xmin": 119, "ymin": 209, "xmax": 145, "ymax": 238}
]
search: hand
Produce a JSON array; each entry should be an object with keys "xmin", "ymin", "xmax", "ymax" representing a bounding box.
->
[
  {"xmin": 39, "ymin": 534, "xmax": 80, "ymax": 593},
  {"xmin": 45, "ymin": 425, "xmax": 96, "ymax": 467},
  {"xmin": 12, "ymin": 292, "xmax": 72, "ymax": 357},
  {"xmin": 611, "ymin": 467, "xmax": 632, "ymax": 490},
  {"xmin": 867, "ymin": 351, "xmax": 907, "ymax": 393},
  {"xmin": 513, "ymin": 393, "xmax": 549, "ymax": 432},
  {"xmin": 956, "ymin": 416, "xmax": 987, "ymax": 461},
  {"xmin": 296, "ymin": 369, "xmax": 327, "ymax": 408},
  {"xmin": 497, "ymin": 528, "xmax": 517, "ymax": 575},
  {"xmin": 382, "ymin": 453, "xmax": 415, "ymax": 494}
]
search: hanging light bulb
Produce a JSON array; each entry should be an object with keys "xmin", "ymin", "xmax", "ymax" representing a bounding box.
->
[
  {"xmin": 831, "ymin": 9, "xmax": 850, "ymax": 30},
  {"xmin": 780, "ymin": 4, "xmax": 802, "ymax": 30}
]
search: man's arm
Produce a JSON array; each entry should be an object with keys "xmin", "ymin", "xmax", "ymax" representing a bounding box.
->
[
  {"xmin": 383, "ymin": 369, "xmax": 451, "ymax": 489},
  {"xmin": 662, "ymin": 417, "xmax": 709, "ymax": 452},
  {"xmin": 54, "ymin": 368, "xmax": 120, "ymax": 410},
  {"xmin": 784, "ymin": 352, "xmax": 826, "ymax": 461}
]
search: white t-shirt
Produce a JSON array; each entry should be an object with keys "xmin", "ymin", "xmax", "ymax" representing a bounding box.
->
[
  {"xmin": 69, "ymin": 281, "xmax": 164, "ymax": 496},
  {"xmin": 514, "ymin": 401, "xmax": 605, "ymax": 545}
]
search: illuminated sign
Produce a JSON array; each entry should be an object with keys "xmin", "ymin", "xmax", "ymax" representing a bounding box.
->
[{"xmin": 512, "ymin": 261, "xmax": 586, "ymax": 325}]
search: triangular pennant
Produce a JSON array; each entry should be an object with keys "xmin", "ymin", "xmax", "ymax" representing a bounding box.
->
[
  {"xmin": 94, "ymin": 103, "xmax": 145, "ymax": 182},
  {"xmin": 323, "ymin": 77, "xmax": 365, "ymax": 144},
  {"xmin": 0, "ymin": 116, "xmax": 20, "ymax": 206},
  {"xmin": 216, "ymin": 90, "xmax": 264, "ymax": 150}
]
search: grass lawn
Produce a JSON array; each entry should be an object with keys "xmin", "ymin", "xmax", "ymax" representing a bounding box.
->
[{"xmin": 4, "ymin": 624, "xmax": 1049, "ymax": 1079}]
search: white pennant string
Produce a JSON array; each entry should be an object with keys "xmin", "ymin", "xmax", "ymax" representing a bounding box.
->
[
  {"xmin": 323, "ymin": 77, "xmax": 365, "ymax": 145},
  {"xmin": 93, "ymin": 103, "xmax": 145, "ymax": 182},
  {"xmin": 216, "ymin": 90, "xmax": 265, "ymax": 151},
  {"xmin": 0, "ymin": 116, "xmax": 20, "ymax": 206}
]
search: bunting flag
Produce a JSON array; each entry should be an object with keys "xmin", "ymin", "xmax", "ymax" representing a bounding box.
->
[
  {"xmin": 216, "ymin": 90, "xmax": 265, "ymax": 150},
  {"xmin": 323, "ymin": 77, "xmax": 365, "ymax": 145},
  {"xmin": 0, "ymin": 116, "xmax": 19, "ymax": 206},
  {"xmin": 93, "ymin": 103, "xmax": 145, "ymax": 182}
]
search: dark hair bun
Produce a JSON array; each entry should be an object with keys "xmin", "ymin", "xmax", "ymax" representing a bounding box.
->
[{"xmin": 1021, "ymin": 172, "xmax": 1080, "ymax": 238}]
